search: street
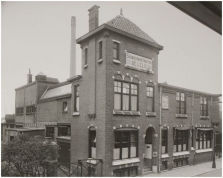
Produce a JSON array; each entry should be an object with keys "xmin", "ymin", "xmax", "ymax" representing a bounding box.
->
[{"xmin": 195, "ymin": 168, "xmax": 222, "ymax": 177}]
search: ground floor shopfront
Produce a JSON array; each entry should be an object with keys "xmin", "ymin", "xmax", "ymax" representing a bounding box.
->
[{"xmin": 68, "ymin": 124, "xmax": 214, "ymax": 176}]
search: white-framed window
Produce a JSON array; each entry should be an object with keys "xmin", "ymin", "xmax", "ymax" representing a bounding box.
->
[
  {"xmin": 114, "ymin": 75, "xmax": 139, "ymax": 111},
  {"xmin": 147, "ymin": 86, "xmax": 154, "ymax": 112}
]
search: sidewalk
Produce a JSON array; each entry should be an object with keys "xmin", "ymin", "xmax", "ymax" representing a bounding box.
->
[{"xmin": 143, "ymin": 158, "xmax": 222, "ymax": 177}]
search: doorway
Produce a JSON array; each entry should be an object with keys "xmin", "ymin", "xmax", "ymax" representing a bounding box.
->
[{"xmin": 144, "ymin": 127, "xmax": 155, "ymax": 171}]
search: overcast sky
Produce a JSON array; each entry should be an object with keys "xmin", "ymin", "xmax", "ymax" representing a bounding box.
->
[{"xmin": 1, "ymin": 1, "xmax": 222, "ymax": 117}]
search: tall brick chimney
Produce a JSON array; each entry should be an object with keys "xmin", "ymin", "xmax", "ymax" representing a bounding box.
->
[
  {"xmin": 70, "ymin": 16, "xmax": 76, "ymax": 77},
  {"xmin": 27, "ymin": 68, "xmax": 32, "ymax": 84},
  {"xmin": 88, "ymin": 5, "xmax": 100, "ymax": 32}
]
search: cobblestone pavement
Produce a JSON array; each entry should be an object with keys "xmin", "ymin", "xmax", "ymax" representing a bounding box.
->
[{"xmin": 143, "ymin": 158, "xmax": 222, "ymax": 177}]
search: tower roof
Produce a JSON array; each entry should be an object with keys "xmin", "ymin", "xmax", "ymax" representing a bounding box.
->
[
  {"xmin": 77, "ymin": 13, "xmax": 163, "ymax": 50},
  {"xmin": 106, "ymin": 15, "xmax": 158, "ymax": 44}
]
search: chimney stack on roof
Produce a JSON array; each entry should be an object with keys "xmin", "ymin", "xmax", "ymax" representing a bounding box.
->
[
  {"xmin": 88, "ymin": 5, "xmax": 100, "ymax": 32},
  {"xmin": 27, "ymin": 68, "xmax": 32, "ymax": 84},
  {"xmin": 70, "ymin": 16, "xmax": 76, "ymax": 78}
]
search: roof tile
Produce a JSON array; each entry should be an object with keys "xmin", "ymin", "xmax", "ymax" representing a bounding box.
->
[{"xmin": 106, "ymin": 15, "xmax": 158, "ymax": 44}]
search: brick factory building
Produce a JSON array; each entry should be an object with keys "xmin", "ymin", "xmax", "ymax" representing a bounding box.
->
[{"xmin": 12, "ymin": 5, "xmax": 221, "ymax": 177}]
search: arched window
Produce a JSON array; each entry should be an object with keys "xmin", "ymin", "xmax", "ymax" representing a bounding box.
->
[
  {"xmin": 132, "ymin": 77, "xmax": 139, "ymax": 84},
  {"xmin": 89, "ymin": 127, "xmax": 96, "ymax": 158}
]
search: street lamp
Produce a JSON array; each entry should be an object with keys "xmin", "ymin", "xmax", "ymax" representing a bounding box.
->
[{"xmin": 212, "ymin": 121, "xmax": 219, "ymax": 168}]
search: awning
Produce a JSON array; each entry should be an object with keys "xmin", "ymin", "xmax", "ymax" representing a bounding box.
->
[
  {"xmin": 197, "ymin": 128, "xmax": 213, "ymax": 131},
  {"xmin": 175, "ymin": 127, "xmax": 190, "ymax": 130}
]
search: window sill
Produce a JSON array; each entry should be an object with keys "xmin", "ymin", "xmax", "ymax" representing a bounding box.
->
[
  {"xmin": 113, "ymin": 110, "xmax": 141, "ymax": 116},
  {"xmin": 72, "ymin": 112, "xmax": 80, "ymax": 116},
  {"xmin": 146, "ymin": 112, "xmax": 156, "ymax": 117},
  {"xmin": 112, "ymin": 158, "xmax": 140, "ymax": 166},
  {"xmin": 161, "ymin": 153, "xmax": 169, "ymax": 158},
  {"xmin": 147, "ymin": 70, "xmax": 154, "ymax": 74},
  {"xmin": 195, "ymin": 148, "xmax": 213, "ymax": 153},
  {"xmin": 191, "ymin": 147, "xmax": 195, "ymax": 151},
  {"xmin": 98, "ymin": 59, "xmax": 103, "ymax": 63},
  {"xmin": 176, "ymin": 114, "xmax": 188, "ymax": 118},
  {"xmin": 83, "ymin": 64, "xmax": 88, "ymax": 68},
  {"xmin": 200, "ymin": 116, "xmax": 210, "ymax": 120},
  {"xmin": 113, "ymin": 59, "xmax": 121, "ymax": 64},
  {"xmin": 173, "ymin": 151, "xmax": 190, "ymax": 157}
]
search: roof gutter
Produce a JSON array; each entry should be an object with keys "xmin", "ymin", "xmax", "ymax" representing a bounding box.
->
[{"xmin": 158, "ymin": 83, "xmax": 222, "ymax": 96}]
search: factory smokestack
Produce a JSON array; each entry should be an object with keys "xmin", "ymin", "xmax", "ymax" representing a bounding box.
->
[{"xmin": 70, "ymin": 16, "xmax": 76, "ymax": 77}]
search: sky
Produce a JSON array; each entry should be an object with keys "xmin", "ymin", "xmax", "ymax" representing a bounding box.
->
[{"xmin": 1, "ymin": 1, "xmax": 222, "ymax": 117}]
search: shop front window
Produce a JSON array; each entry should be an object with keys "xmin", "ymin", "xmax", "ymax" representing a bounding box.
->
[
  {"xmin": 113, "ymin": 130, "xmax": 138, "ymax": 160},
  {"xmin": 196, "ymin": 130, "xmax": 212, "ymax": 149},
  {"xmin": 174, "ymin": 129, "xmax": 188, "ymax": 152}
]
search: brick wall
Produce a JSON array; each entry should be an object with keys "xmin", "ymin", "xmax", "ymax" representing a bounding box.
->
[
  {"xmin": 161, "ymin": 86, "xmax": 220, "ymax": 170},
  {"xmin": 104, "ymin": 31, "xmax": 160, "ymax": 176},
  {"xmin": 37, "ymin": 97, "xmax": 71, "ymax": 124}
]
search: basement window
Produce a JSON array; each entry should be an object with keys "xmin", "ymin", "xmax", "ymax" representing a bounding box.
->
[{"xmin": 113, "ymin": 167, "xmax": 138, "ymax": 177}]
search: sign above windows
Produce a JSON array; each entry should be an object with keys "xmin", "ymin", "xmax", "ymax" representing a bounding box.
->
[
  {"xmin": 125, "ymin": 51, "xmax": 153, "ymax": 72},
  {"xmin": 162, "ymin": 95, "xmax": 169, "ymax": 109}
]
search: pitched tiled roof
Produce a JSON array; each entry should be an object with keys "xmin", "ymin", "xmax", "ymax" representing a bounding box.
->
[
  {"xmin": 106, "ymin": 15, "xmax": 158, "ymax": 44},
  {"xmin": 40, "ymin": 83, "xmax": 72, "ymax": 100}
]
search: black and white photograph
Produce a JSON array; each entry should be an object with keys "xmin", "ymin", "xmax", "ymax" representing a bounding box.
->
[{"xmin": 1, "ymin": 1, "xmax": 222, "ymax": 177}]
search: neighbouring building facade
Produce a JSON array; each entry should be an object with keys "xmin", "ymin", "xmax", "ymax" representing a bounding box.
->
[
  {"xmin": 9, "ymin": 5, "xmax": 221, "ymax": 177},
  {"xmin": 15, "ymin": 71, "xmax": 59, "ymax": 127}
]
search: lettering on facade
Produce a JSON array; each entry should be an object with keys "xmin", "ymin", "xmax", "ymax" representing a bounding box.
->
[
  {"xmin": 162, "ymin": 95, "xmax": 169, "ymax": 109},
  {"xmin": 125, "ymin": 51, "xmax": 152, "ymax": 72}
]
